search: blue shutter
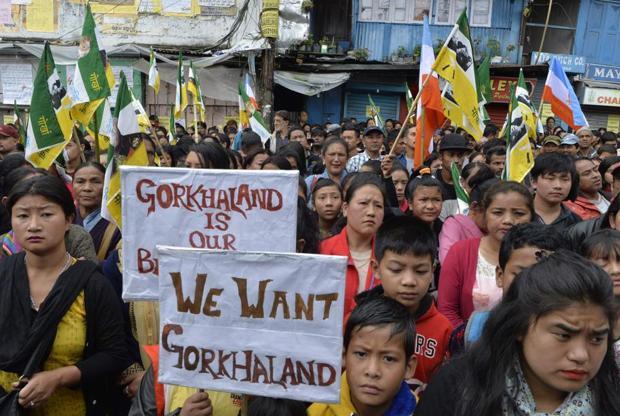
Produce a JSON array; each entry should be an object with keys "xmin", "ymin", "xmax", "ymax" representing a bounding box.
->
[{"xmin": 344, "ymin": 92, "xmax": 400, "ymax": 122}]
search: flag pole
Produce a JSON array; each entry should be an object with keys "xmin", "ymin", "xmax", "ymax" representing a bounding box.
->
[
  {"xmin": 533, "ymin": 0, "xmax": 554, "ymax": 65},
  {"xmin": 93, "ymin": 110, "xmax": 101, "ymax": 163},
  {"xmin": 389, "ymin": 71, "xmax": 434, "ymax": 155},
  {"xmin": 193, "ymin": 105, "xmax": 199, "ymax": 143},
  {"xmin": 73, "ymin": 124, "xmax": 86, "ymax": 164}
]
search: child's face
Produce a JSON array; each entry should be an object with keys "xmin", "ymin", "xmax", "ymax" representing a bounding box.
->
[
  {"xmin": 484, "ymin": 192, "xmax": 532, "ymax": 243},
  {"xmin": 410, "ymin": 186, "xmax": 442, "ymax": 224},
  {"xmin": 589, "ymin": 255, "xmax": 620, "ymax": 297},
  {"xmin": 345, "ymin": 325, "xmax": 416, "ymax": 415},
  {"xmin": 374, "ymin": 251, "xmax": 434, "ymax": 312},
  {"xmin": 496, "ymin": 246, "xmax": 545, "ymax": 296}
]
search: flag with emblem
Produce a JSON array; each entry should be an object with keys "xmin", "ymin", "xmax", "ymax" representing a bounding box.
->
[
  {"xmin": 174, "ymin": 53, "xmax": 188, "ymax": 118},
  {"xmin": 432, "ymin": 9, "xmax": 482, "ymax": 140},
  {"xmin": 503, "ymin": 83, "xmax": 534, "ymax": 183},
  {"xmin": 68, "ymin": 4, "xmax": 113, "ymax": 126},
  {"xmin": 476, "ymin": 55, "xmax": 491, "ymax": 124},
  {"xmin": 239, "ymin": 73, "xmax": 270, "ymax": 143},
  {"xmin": 187, "ymin": 61, "xmax": 205, "ymax": 121},
  {"xmin": 368, "ymin": 95, "xmax": 385, "ymax": 131},
  {"xmin": 25, "ymin": 42, "xmax": 74, "ymax": 169},
  {"xmin": 101, "ymin": 71, "xmax": 149, "ymax": 228},
  {"xmin": 148, "ymin": 47, "xmax": 160, "ymax": 95},
  {"xmin": 516, "ymin": 69, "xmax": 543, "ymax": 139}
]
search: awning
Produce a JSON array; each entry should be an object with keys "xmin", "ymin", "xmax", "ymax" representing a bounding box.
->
[{"xmin": 274, "ymin": 71, "xmax": 350, "ymax": 96}]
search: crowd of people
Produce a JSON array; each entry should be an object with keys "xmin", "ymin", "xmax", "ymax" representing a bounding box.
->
[{"xmin": 0, "ymin": 107, "xmax": 619, "ymax": 415}]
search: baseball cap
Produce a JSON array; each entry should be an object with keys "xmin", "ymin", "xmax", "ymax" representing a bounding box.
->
[
  {"xmin": 363, "ymin": 126, "xmax": 384, "ymax": 136},
  {"xmin": 326, "ymin": 123, "xmax": 341, "ymax": 135},
  {"xmin": 439, "ymin": 133, "xmax": 469, "ymax": 151},
  {"xmin": 560, "ymin": 133, "xmax": 579, "ymax": 146},
  {"xmin": 542, "ymin": 135, "xmax": 561, "ymax": 146},
  {"xmin": 0, "ymin": 125, "xmax": 18, "ymax": 139}
]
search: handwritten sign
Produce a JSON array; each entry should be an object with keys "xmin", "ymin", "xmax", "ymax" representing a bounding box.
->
[
  {"xmin": 0, "ymin": 64, "xmax": 33, "ymax": 105},
  {"xmin": 121, "ymin": 166, "xmax": 299, "ymax": 300},
  {"xmin": 157, "ymin": 247, "xmax": 347, "ymax": 402}
]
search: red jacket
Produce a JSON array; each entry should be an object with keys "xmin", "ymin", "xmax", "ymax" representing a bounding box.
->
[
  {"xmin": 410, "ymin": 297, "xmax": 452, "ymax": 395},
  {"xmin": 564, "ymin": 196, "xmax": 604, "ymax": 221},
  {"xmin": 437, "ymin": 237, "xmax": 481, "ymax": 327},
  {"xmin": 320, "ymin": 227, "xmax": 378, "ymax": 321}
]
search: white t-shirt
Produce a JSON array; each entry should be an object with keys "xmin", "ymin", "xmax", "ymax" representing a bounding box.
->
[
  {"xmin": 472, "ymin": 249, "xmax": 502, "ymax": 312},
  {"xmin": 592, "ymin": 193, "xmax": 610, "ymax": 214}
]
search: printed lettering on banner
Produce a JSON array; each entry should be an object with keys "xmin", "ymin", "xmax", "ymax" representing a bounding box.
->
[
  {"xmin": 158, "ymin": 247, "xmax": 347, "ymax": 403},
  {"xmin": 121, "ymin": 167, "xmax": 299, "ymax": 300}
]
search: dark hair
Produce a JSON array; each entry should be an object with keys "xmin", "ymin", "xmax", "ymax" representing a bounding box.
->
[
  {"xmin": 241, "ymin": 131, "xmax": 263, "ymax": 152},
  {"xmin": 243, "ymin": 148, "xmax": 270, "ymax": 169},
  {"xmin": 288, "ymin": 124, "xmax": 304, "ymax": 135},
  {"xmin": 598, "ymin": 155, "xmax": 620, "ymax": 188},
  {"xmin": 296, "ymin": 197, "xmax": 319, "ymax": 254},
  {"xmin": 73, "ymin": 161, "xmax": 106, "ymax": 177},
  {"xmin": 311, "ymin": 178, "xmax": 342, "ymax": 203},
  {"xmin": 375, "ymin": 216, "xmax": 437, "ymax": 263},
  {"xmin": 484, "ymin": 146, "xmax": 506, "ymax": 163},
  {"xmin": 3, "ymin": 165, "xmax": 43, "ymax": 198},
  {"xmin": 390, "ymin": 163, "xmax": 409, "ymax": 177},
  {"xmin": 345, "ymin": 172, "xmax": 387, "ymax": 204},
  {"xmin": 8, "ymin": 175, "xmax": 75, "ymax": 219},
  {"xmin": 188, "ymin": 142, "xmax": 230, "ymax": 169},
  {"xmin": 454, "ymin": 250, "xmax": 620, "ymax": 415},
  {"xmin": 580, "ymin": 229, "xmax": 620, "ymax": 264},
  {"xmin": 341, "ymin": 123, "xmax": 360, "ymax": 137},
  {"xmin": 483, "ymin": 125, "xmax": 498, "ymax": 137},
  {"xmin": 598, "ymin": 144, "xmax": 617, "ymax": 157},
  {"xmin": 280, "ymin": 141, "xmax": 307, "ymax": 175},
  {"xmin": 0, "ymin": 153, "xmax": 28, "ymax": 196},
  {"xmin": 531, "ymin": 152, "xmax": 577, "ymax": 180},
  {"xmin": 344, "ymin": 295, "xmax": 416, "ymax": 361},
  {"xmin": 498, "ymin": 223, "xmax": 566, "ymax": 270},
  {"xmin": 405, "ymin": 174, "xmax": 443, "ymax": 201},
  {"xmin": 468, "ymin": 166, "xmax": 499, "ymax": 205},
  {"xmin": 481, "ymin": 138, "xmax": 505, "ymax": 154},
  {"xmin": 261, "ymin": 155, "xmax": 292, "ymax": 170},
  {"xmin": 601, "ymin": 131, "xmax": 617, "ymax": 144},
  {"xmin": 227, "ymin": 149, "xmax": 242, "ymax": 169},
  {"xmin": 321, "ymin": 137, "xmax": 348, "ymax": 156},
  {"xmin": 461, "ymin": 161, "xmax": 486, "ymax": 182},
  {"xmin": 482, "ymin": 181, "xmax": 534, "ymax": 216},
  {"xmin": 360, "ymin": 160, "xmax": 382, "ymax": 176},
  {"xmin": 275, "ymin": 110, "xmax": 290, "ymax": 121},
  {"xmin": 248, "ymin": 397, "xmax": 307, "ymax": 416}
]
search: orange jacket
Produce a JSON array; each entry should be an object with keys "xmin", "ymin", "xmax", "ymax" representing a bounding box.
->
[
  {"xmin": 564, "ymin": 196, "xmax": 604, "ymax": 221},
  {"xmin": 320, "ymin": 227, "xmax": 378, "ymax": 322}
]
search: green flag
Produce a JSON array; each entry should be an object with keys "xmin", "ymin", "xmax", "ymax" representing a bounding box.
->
[
  {"xmin": 368, "ymin": 94, "xmax": 385, "ymax": 131},
  {"xmin": 12, "ymin": 101, "xmax": 26, "ymax": 145},
  {"xmin": 451, "ymin": 161, "xmax": 469, "ymax": 214},
  {"xmin": 25, "ymin": 42, "xmax": 74, "ymax": 169},
  {"xmin": 168, "ymin": 105, "xmax": 177, "ymax": 145},
  {"xmin": 476, "ymin": 56, "xmax": 491, "ymax": 124}
]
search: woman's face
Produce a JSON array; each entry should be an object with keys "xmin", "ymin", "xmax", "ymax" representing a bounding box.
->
[
  {"xmin": 160, "ymin": 152, "xmax": 172, "ymax": 167},
  {"xmin": 248, "ymin": 153, "xmax": 268, "ymax": 170},
  {"xmin": 392, "ymin": 170, "xmax": 409, "ymax": 204},
  {"xmin": 484, "ymin": 191, "xmax": 532, "ymax": 242},
  {"xmin": 343, "ymin": 185, "xmax": 384, "ymax": 238},
  {"xmin": 410, "ymin": 186, "xmax": 442, "ymax": 224},
  {"xmin": 521, "ymin": 302, "xmax": 609, "ymax": 403},
  {"xmin": 324, "ymin": 143, "xmax": 347, "ymax": 177},
  {"xmin": 12, "ymin": 195, "xmax": 70, "ymax": 255},
  {"xmin": 589, "ymin": 254, "xmax": 620, "ymax": 297},
  {"xmin": 65, "ymin": 140, "xmax": 81, "ymax": 162},
  {"xmin": 314, "ymin": 185, "xmax": 342, "ymax": 223},
  {"xmin": 285, "ymin": 156, "xmax": 298, "ymax": 170},
  {"xmin": 185, "ymin": 151, "xmax": 203, "ymax": 169},
  {"xmin": 73, "ymin": 166, "xmax": 104, "ymax": 213}
]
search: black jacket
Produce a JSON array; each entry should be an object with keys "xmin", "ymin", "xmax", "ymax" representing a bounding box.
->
[{"xmin": 565, "ymin": 215, "xmax": 608, "ymax": 250}]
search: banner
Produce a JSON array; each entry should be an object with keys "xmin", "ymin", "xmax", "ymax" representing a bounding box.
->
[
  {"xmin": 158, "ymin": 247, "xmax": 347, "ymax": 402},
  {"xmin": 121, "ymin": 167, "xmax": 299, "ymax": 300}
]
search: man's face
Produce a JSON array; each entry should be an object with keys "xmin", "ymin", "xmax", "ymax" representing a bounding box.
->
[
  {"xmin": 578, "ymin": 130, "xmax": 593, "ymax": 149},
  {"xmin": 363, "ymin": 132, "xmax": 384, "ymax": 155},
  {"xmin": 440, "ymin": 149, "xmax": 465, "ymax": 171},
  {"xmin": 560, "ymin": 144, "xmax": 578, "ymax": 156},
  {"xmin": 198, "ymin": 125, "xmax": 206, "ymax": 135},
  {"xmin": 575, "ymin": 159, "xmax": 602, "ymax": 195},
  {"xmin": 533, "ymin": 171, "xmax": 572, "ymax": 204},
  {"xmin": 496, "ymin": 246, "xmax": 543, "ymax": 296},
  {"xmin": 342, "ymin": 130, "xmax": 360, "ymax": 153},
  {"xmin": 0, "ymin": 135, "xmax": 18, "ymax": 155},
  {"xmin": 406, "ymin": 127, "xmax": 416, "ymax": 149},
  {"xmin": 542, "ymin": 143, "xmax": 558, "ymax": 153},
  {"xmin": 290, "ymin": 129, "xmax": 309, "ymax": 150},
  {"xmin": 488, "ymin": 154, "xmax": 506, "ymax": 176}
]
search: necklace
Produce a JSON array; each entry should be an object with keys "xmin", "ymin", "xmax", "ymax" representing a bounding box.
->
[{"xmin": 28, "ymin": 252, "xmax": 72, "ymax": 312}]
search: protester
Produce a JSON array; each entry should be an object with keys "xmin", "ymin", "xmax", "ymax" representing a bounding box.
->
[
  {"xmin": 311, "ymin": 178, "xmax": 343, "ymax": 240},
  {"xmin": 405, "ymin": 174, "xmax": 443, "ymax": 241},
  {"xmin": 433, "ymin": 133, "xmax": 470, "ymax": 220},
  {"xmin": 0, "ymin": 124, "xmax": 20, "ymax": 160},
  {"xmin": 391, "ymin": 164, "xmax": 410, "ymax": 213},
  {"xmin": 357, "ymin": 216, "xmax": 452, "ymax": 394},
  {"xmin": 346, "ymin": 126, "xmax": 384, "ymax": 173},
  {"xmin": 566, "ymin": 193, "xmax": 620, "ymax": 249},
  {"xmin": 564, "ymin": 157, "xmax": 610, "ymax": 219},
  {"xmin": 438, "ymin": 166, "xmax": 495, "ymax": 263},
  {"xmin": 261, "ymin": 155, "xmax": 292, "ymax": 170},
  {"xmin": 185, "ymin": 142, "xmax": 230, "ymax": 169},
  {"xmin": 341, "ymin": 124, "xmax": 361, "ymax": 160},
  {"xmin": 243, "ymin": 148, "xmax": 270, "ymax": 170},
  {"xmin": 485, "ymin": 146, "xmax": 506, "ymax": 177},
  {"xmin": 0, "ymin": 175, "xmax": 128, "ymax": 414},
  {"xmin": 559, "ymin": 133, "xmax": 579, "ymax": 157},
  {"xmin": 308, "ymin": 296, "xmax": 417, "ymax": 415},
  {"xmin": 576, "ymin": 127, "xmax": 597, "ymax": 158},
  {"xmin": 305, "ymin": 137, "xmax": 348, "ymax": 202},
  {"xmin": 73, "ymin": 162, "xmax": 121, "ymax": 261},
  {"xmin": 531, "ymin": 152, "xmax": 581, "ymax": 229},
  {"xmin": 417, "ymin": 250, "xmax": 620, "ymax": 415},
  {"xmin": 320, "ymin": 172, "xmax": 386, "ymax": 319},
  {"xmin": 598, "ymin": 155, "xmax": 620, "ymax": 197},
  {"xmin": 438, "ymin": 181, "xmax": 534, "ymax": 327},
  {"xmin": 540, "ymin": 135, "xmax": 560, "ymax": 153}
]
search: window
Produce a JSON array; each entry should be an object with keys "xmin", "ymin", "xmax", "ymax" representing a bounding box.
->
[
  {"xmin": 359, "ymin": 0, "xmax": 430, "ymax": 24},
  {"xmin": 434, "ymin": 0, "xmax": 492, "ymax": 27}
]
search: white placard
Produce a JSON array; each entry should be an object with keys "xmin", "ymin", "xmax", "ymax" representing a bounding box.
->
[
  {"xmin": 121, "ymin": 167, "xmax": 299, "ymax": 300},
  {"xmin": 157, "ymin": 247, "xmax": 347, "ymax": 402},
  {"xmin": 0, "ymin": 64, "xmax": 33, "ymax": 105}
]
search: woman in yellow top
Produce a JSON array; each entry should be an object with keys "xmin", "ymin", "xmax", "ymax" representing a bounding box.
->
[{"xmin": 0, "ymin": 175, "xmax": 128, "ymax": 415}]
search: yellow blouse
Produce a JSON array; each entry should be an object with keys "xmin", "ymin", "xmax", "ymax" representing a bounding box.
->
[{"xmin": 0, "ymin": 291, "xmax": 87, "ymax": 416}]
